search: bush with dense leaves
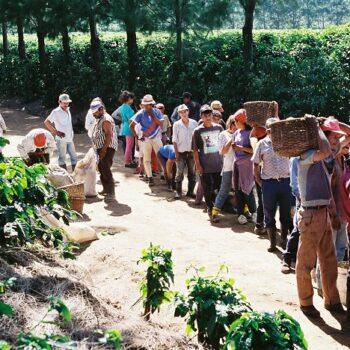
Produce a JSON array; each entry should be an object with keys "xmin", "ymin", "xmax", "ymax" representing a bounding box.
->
[{"xmin": 1, "ymin": 26, "xmax": 350, "ymax": 121}]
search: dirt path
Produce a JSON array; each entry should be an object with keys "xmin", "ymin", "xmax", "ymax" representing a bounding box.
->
[{"xmin": 2, "ymin": 105, "xmax": 350, "ymax": 349}]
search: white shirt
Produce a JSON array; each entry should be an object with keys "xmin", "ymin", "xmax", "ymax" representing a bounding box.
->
[
  {"xmin": 46, "ymin": 106, "xmax": 74, "ymax": 142},
  {"xmin": 85, "ymin": 109, "xmax": 95, "ymax": 138},
  {"xmin": 218, "ymin": 130, "xmax": 235, "ymax": 173},
  {"xmin": 17, "ymin": 128, "xmax": 56, "ymax": 159},
  {"xmin": 172, "ymin": 118, "xmax": 197, "ymax": 152}
]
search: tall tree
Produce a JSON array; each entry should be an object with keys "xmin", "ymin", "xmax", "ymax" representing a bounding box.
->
[
  {"xmin": 0, "ymin": 0, "xmax": 9, "ymax": 57},
  {"xmin": 239, "ymin": 0, "xmax": 258, "ymax": 68}
]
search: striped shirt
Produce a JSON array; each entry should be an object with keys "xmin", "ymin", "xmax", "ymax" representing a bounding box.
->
[
  {"xmin": 133, "ymin": 108, "xmax": 164, "ymax": 139},
  {"xmin": 91, "ymin": 113, "xmax": 118, "ymax": 150}
]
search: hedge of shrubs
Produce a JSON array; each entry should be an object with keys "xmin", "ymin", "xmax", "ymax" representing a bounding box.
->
[{"xmin": 0, "ymin": 26, "xmax": 350, "ymax": 121}]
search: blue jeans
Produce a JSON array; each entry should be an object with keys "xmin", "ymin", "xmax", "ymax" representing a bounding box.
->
[
  {"xmin": 56, "ymin": 139, "xmax": 78, "ymax": 166},
  {"xmin": 333, "ymin": 222, "xmax": 348, "ymax": 262},
  {"xmin": 261, "ymin": 178, "xmax": 292, "ymax": 229},
  {"xmin": 284, "ymin": 198, "xmax": 300, "ymax": 263},
  {"xmin": 214, "ymin": 171, "xmax": 232, "ymax": 209}
]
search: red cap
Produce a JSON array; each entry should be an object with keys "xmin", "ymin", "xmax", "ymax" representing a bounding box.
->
[
  {"xmin": 252, "ymin": 126, "xmax": 267, "ymax": 139},
  {"xmin": 34, "ymin": 132, "xmax": 46, "ymax": 147},
  {"xmin": 321, "ymin": 118, "xmax": 346, "ymax": 136},
  {"xmin": 233, "ymin": 109, "xmax": 247, "ymax": 124}
]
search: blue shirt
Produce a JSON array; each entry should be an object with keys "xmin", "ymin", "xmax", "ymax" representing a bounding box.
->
[
  {"xmin": 159, "ymin": 145, "xmax": 175, "ymax": 160},
  {"xmin": 134, "ymin": 108, "xmax": 164, "ymax": 139},
  {"xmin": 120, "ymin": 104, "xmax": 134, "ymax": 137}
]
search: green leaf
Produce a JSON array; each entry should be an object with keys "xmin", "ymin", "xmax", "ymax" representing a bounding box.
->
[
  {"xmin": 0, "ymin": 301, "xmax": 13, "ymax": 316},
  {"xmin": 48, "ymin": 296, "xmax": 72, "ymax": 321},
  {"xmin": 99, "ymin": 329, "xmax": 123, "ymax": 349},
  {"xmin": 0, "ymin": 340, "xmax": 11, "ymax": 350}
]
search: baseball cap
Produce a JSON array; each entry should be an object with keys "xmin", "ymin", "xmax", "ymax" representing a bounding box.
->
[
  {"xmin": 200, "ymin": 104, "xmax": 212, "ymax": 114},
  {"xmin": 34, "ymin": 132, "xmax": 46, "ymax": 148},
  {"xmin": 321, "ymin": 117, "xmax": 347, "ymax": 136},
  {"xmin": 59, "ymin": 93, "xmax": 72, "ymax": 103},
  {"xmin": 265, "ymin": 117, "xmax": 279, "ymax": 129},
  {"xmin": 211, "ymin": 100, "xmax": 224, "ymax": 112},
  {"xmin": 252, "ymin": 126, "xmax": 267, "ymax": 139},
  {"xmin": 90, "ymin": 100, "xmax": 104, "ymax": 113},
  {"xmin": 178, "ymin": 104, "xmax": 189, "ymax": 112},
  {"xmin": 141, "ymin": 94, "xmax": 156, "ymax": 105}
]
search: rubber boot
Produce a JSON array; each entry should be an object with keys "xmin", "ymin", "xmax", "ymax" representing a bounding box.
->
[
  {"xmin": 211, "ymin": 207, "xmax": 221, "ymax": 224},
  {"xmin": 72, "ymin": 164, "xmax": 76, "ymax": 172},
  {"xmin": 167, "ymin": 180, "xmax": 173, "ymax": 192},
  {"xmin": 280, "ymin": 226, "xmax": 289, "ymax": 250},
  {"xmin": 186, "ymin": 181, "xmax": 196, "ymax": 198},
  {"xmin": 347, "ymin": 290, "xmax": 350, "ymax": 321},
  {"xmin": 267, "ymin": 227, "xmax": 277, "ymax": 252},
  {"xmin": 175, "ymin": 182, "xmax": 182, "ymax": 200},
  {"xmin": 60, "ymin": 164, "xmax": 67, "ymax": 170}
]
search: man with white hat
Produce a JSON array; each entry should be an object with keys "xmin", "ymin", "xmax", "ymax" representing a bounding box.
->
[
  {"xmin": 44, "ymin": 93, "xmax": 77, "ymax": 171},
  {"xmin": 17, "ymin": 128, "xmax": 56, "ymax": 165},
  {"xmin": 172, "ymin": 103, "xmax": 197, "ymax": 199},
  {"xmin": 130, "ymin": 94, "xmax": 164, "ymax": 187},
  {"xmin": 90, "ymin": 99, "xmax": 118, "ymax": 202}
]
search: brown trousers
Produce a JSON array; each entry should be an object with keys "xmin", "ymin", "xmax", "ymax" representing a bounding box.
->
[
  {"xmin": 97, "ymin": 148, "xmax": 115, "ymax": 195},
  {"xmin": 296, "ymin": 206, "xmax": 340, "ymax": 306}
]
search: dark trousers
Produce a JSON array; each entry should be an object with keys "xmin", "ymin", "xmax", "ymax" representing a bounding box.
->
[
  {"xmin": 175, "ymin": 152, "xmax": 196, "ymax": 187},
  {"xmin": 261, "ymin": 178, "xmax": 292, "ymax": 229},
  {"xmin": 256, "ymin": 181, "xmax": 264, "ymax": 226},
  {"xmin": 284, "ymin": 198, "xmax": 300, "ymax": 263},
  {"xmin": 200, "ymin": 172, "xmax": 221, "ymax": 210},
  {"xmin": 97, "ymin": 147, "xmax": 115, "ymax": 195},
  {"xmin": 236, "ymin": 190, "xmax": 256, "ymax": 215}
]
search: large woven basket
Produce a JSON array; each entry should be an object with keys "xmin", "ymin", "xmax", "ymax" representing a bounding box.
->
[
  {"xmin": 270, "ymin": 116, "xmax": 319, "ymax": 157},
  {"xmin": 59, "ymin": 182, "xmax": 85, "ymax": 214},
  {"xmin": 244, "ymin": 101, "xmax": 278, "ymax": 127}
]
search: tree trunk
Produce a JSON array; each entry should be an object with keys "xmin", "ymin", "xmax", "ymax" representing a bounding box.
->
[
  {"xmin": 36, "ymin": 29, "xmax": 46, "ymax": 73},
  {"xmin": 88, "ymin": 12, "xmax": 100, "ymax": 72},
  {"xmin": 242, "ymin": 1, "xmax": 257, "ymax": 69},
  {"xmin": 61, "ymin": 25, "xmax": 71, "ymax": 64},
  {"xmin": 17, "ymin": 16, "xmax": 26, "ymax": 59},
  {"xmin": 175, "ymin": 0, "xmax": 183, "ymax": 66},
  {"xmin": 2, "ymin": 19, "xmax": 8, "ymax": 57},
  {"xmin": 125, "ymin": 0, "xmax": 138, "ymax": 89}
]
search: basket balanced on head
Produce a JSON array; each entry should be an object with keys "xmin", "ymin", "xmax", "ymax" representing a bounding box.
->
[
  {"xmin": 270, "ymin": 115, "xmax": 319, "ymax": 158},
  {"xmin": 244, "ymin": 101, "xmax": 279, "ymax": 127}
]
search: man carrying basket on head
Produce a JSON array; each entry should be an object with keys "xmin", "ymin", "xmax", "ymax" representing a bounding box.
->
[{"xmin": 296, "ymin": 116, "xmax": 350, "ymax": 318}]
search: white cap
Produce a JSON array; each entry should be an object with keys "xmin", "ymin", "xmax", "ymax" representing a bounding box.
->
[
  {"xmin": 141, "ymin": 94, "xmax": 156, "ymax": 105},
  {"xmin": 90, "ymin": 100, "xmax": 104, "ymax": 113},
  {"xmin": 59, "ymin": 93, "xmax": 72, "ymax": 103},
  {"xmin": 178, "ymin": 104, "xmax": 189, "ymax": 112}
]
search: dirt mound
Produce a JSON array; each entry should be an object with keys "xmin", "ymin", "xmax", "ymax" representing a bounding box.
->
[{"xmin": 0, "ymin": 247, "xmax": 201, "ymax": 349}]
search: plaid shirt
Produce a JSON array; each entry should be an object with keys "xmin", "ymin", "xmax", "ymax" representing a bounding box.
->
[{"xmin": 251, "ymin": 136, "xmax": 290, "ymax": 179}]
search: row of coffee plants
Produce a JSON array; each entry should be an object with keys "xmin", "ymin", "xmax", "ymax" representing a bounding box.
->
[
  {"xmin": 0, "ymin": 137, "xmax": 78, "ymax": 259},
  {"xmin": 138, "ymin": 243, "xmax": 308, "ymax": 349},
  {"xmin": 0, "ymin": 278, "xmax": 122, "ymax": 349}
]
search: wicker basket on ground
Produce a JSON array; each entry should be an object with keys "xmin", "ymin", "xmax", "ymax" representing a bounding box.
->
[
  {"xmin": 270, "ymin": 116, "xmax": 319, "ymax": 158},
  {"xmin": 59, "ymin": 182, "xmax": 85, "ymax": 214},
  {"xmin": 244, "ymin": 101, "xmax": 279, "ymax": 127}
]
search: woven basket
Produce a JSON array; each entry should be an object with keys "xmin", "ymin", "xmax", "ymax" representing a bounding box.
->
[
  {"xmin": 70, "ymin": 197, "xmax": 85, "ymax": 214},
  {"xmin": 59, "ymin": 182, "xmax": 85, "ymax": 214},
  {"xmin": 59, "ymin": 182, "xmax": 84, "ymax": 198},
  {"xmin": 244, "ymin": 101, "xmax": 278, "ymax": 127},
  {"xmin": 270, "ymin": 116, "xmax": 319, "ymax": 157}
]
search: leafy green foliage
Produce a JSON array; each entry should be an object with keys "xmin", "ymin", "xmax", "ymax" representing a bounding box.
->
[
  {"xmin": 2, "ymin": 25, "xmax": 350, "ymax": 121},
  {"xmin": 0, "ymin": 340, "xmax": 11, "ymax": 350},
  {"xmin": 0, "ymin": 147, "xmax": 78, "ymax": 258},
  {"xmin": 223, "ymin": 310, "xmax": 308, "ymax": 350},
  {"xmin": 138, "ymin": 243, "xmax": 174, "ymax": 320},
  {"xmin": 98, "ymin": 329, "xmax": 123, "ymax": 349},
  {"xmin": 0, "ymin": 278, "xmax": 16, "ymax": 317},
  {"xmin": 16, "ymin": 333, "xmax": 75, "ymax": 350},
  {"xmin": 174, "ymin": 266, "xmax": 252, "ymax": 349},
  {"xmin": 48, "ymin": 295, "xmax": 72, "ymax": 321},
  {"xmin": 0, "ymin": 137, "xmax": 9, "ymax": 148}
]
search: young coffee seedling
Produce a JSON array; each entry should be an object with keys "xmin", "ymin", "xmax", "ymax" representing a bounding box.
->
[
  {"xmin": 137, "ymin": 243, "xmax": 174, "ymax": 320},
  {"xmin": 223, "ymin": 310, "xmax": 308, "ymax": 350},
  {"xmin": 174, "ymin": 265, "xmax": 252, "ymax": 349}
]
